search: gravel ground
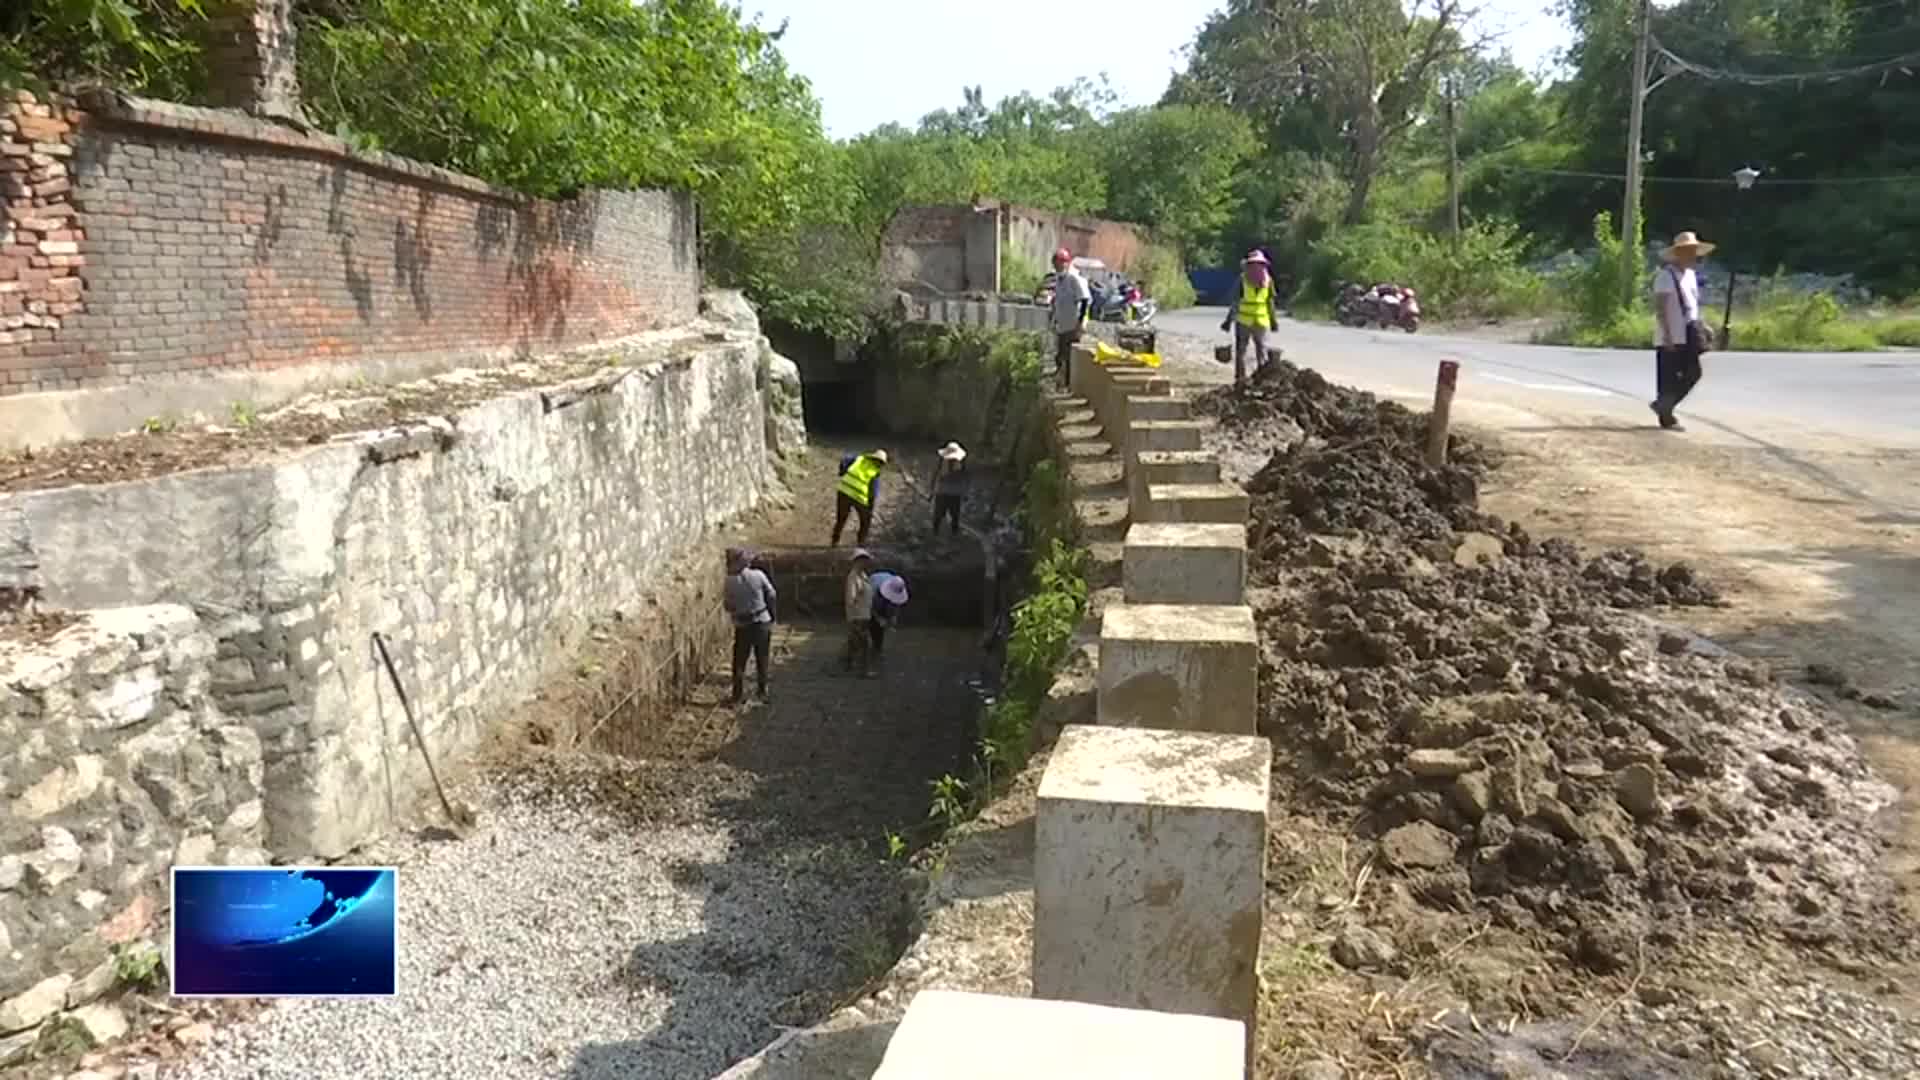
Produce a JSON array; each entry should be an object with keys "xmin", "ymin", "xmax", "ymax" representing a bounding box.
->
[
  {"xmin": 164, "ymin": 762, "xmax": 902, "ymax": 1080},
  {"xmin": 157, "ymin": 617, "xmax": 978, "ymax": 1080}
]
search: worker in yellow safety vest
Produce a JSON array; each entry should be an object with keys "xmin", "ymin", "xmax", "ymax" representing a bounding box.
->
[
  {"xmin": 1218, "ymin": 249, "xmax": 1281, "ymax": 387},
  {"xmin": 832, "ymin": 449, "xmax": 890, "ymax": 546}
]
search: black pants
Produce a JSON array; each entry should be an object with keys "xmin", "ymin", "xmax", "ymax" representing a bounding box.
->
[
  {"xmin": 831, "ymin": 492, "xmax": 873, "ymax": 545},
  {"xmin": 1654, "ymin": 345, "xmax": 1703, "ymax": 415},
  {"xmin": 1054, "ymin": 329, "xmax": 1081, "ymax": 388},
  {"xmin": 868, "ymin": 619, "xmax": 888, "ymax": 657},
  {"xmin": 932, "ymin": 493, "xmax": 962, "ymax": 534},
  {"xmin": 730, "ymin": 621, "xmax": 771, "ymax": 700}
]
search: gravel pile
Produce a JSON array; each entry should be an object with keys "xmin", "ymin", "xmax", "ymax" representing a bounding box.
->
[{"xmin": 165, "ymin": 756, "xmax": 908, "ymax": 1080}]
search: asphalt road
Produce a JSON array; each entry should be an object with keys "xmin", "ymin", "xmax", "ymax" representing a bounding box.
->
[{"xmin": 1156, "ymin": 307, "xmax": 1920, "ymax": 447}]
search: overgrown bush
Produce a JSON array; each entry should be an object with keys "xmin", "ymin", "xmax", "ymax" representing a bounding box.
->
[
  {"xmin": 1001, "ymin": 248, "xmax": 1047, "ymax": 297},
  {"xmin": 1309, "ymin": 219, "xmax": 1548, "ymax": 320},
  {"xmin": 1558, "ymin": 210, "xmax": 1647, "ymax": 334},
  {"xmin": 1135, "ymin": 244, "xmax": 1197, "ymax": 309},
  {"xmin": 981, "ymin": 535, "xmax": 1087, "ymax": 779}
]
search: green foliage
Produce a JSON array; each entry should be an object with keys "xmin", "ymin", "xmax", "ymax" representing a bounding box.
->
[
  {"xmin": 1000, "ymin": 247, "xmax": 1047, "ymax": 298},
  {"xmin": 1544, "ymin": 289, "xmax": 1901, "ymax": 352},
  {"xmin": 1135, "ymin": 244, "xmax": 1197, "ymax": 310},
  {"xmin": 1101, "ymin": 104, "xmax": 1259, "ymax": 262},
  {"xmin": 1558, "ymin": 210, "xmax": 1646, "ymax": 333},
  {"xmin": 1310, "ymin": 219, "xmax": 1548, "ymax": 319},
  {"xmin": 113, "ymin": 940, "xmax": 164, "ymax": 989},
  {"xmin": 1, "ymin": 0, "xmax": 207, "ymax": 99}
]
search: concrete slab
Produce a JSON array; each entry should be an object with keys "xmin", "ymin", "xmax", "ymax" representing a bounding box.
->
[
  {"xmin": 1143, "ymin": 483, "xmax": 1251, "ymax": 525},
  {"xmin": 1128, "ymin": 450, "xmax": 1223, "ymax": 519},
  {"xmin": 1097, "ymin": 602, "xmax": 1258, "ymax": 734},
  {"xmin": 1123, "ymin": 523, "xmax": 1247, "ymax": 606},
  {"xmin": 1034, "ymin": 725, "xmax": 1270, "ymax": 1068},
  {"xmin": 1135, "ymin": 450, "xmax": 1222, "ymax": 487},
  {"xmin": 1125, "ymin": 395, "xmax": 1192, "ymax": 423},
  {"xmin": 1099, "ymin": 374, "xmax": 1167, "ymax": 437},
  {"xmin": 872, "ymin": 989, "xmax": 1246, "ymax": 1080},
  {"xmin": 1127, "ymin": 421, "xmax": 1206, "ymax": 454}
]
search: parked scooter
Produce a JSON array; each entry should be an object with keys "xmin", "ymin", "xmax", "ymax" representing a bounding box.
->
[
  {"xmin": 1095, "ymin": 281, "xmax": 1156, "ymax": 324},
  {"xmin": 1335, "ymin": 281, "xmax": 1421, "ymax": 332}
]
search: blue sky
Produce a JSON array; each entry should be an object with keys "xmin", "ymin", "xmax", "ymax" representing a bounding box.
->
[{"xmin": 742, "ymin": 1, "xmax": 1575, "ymax": 140}]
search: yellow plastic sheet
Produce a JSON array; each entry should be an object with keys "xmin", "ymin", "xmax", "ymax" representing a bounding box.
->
[{"xmin": 1092, "ymin": 340, "xmax": 1162, "ymax": 368}]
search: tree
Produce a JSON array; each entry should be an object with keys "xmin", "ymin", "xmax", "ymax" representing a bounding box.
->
[
  {"xmin": 1177, "ymin": 0, "xmax": 1481, "ymax": 225},
  {"xmin": 1101, "ymin": 104, "xmax": 1259, "ymax": 261}
]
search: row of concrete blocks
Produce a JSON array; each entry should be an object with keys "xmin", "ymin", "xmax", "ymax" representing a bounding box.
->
[
  {"xmin": 917, "ymin": 297, "xmax": 1052, "ymax": 332},
  {"xmin": 871, "ymin": 345, "xmax": 1267, "ymax": 1077}
]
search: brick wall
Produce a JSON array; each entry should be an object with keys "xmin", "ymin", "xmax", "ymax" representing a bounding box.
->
[{"xmin": 0, "ymin": 92, "xmax": 700, "ymax": 397}]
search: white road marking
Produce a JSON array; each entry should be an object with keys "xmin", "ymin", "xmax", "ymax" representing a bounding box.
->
[{"xmin": 1476, "ymin": 371, "xmax": 1614, "ymax": 397}]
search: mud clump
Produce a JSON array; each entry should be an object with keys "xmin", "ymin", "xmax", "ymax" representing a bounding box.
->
[{"xmin": 1208, "ymin": 360, "xmax": 1909, "ymax": 972}]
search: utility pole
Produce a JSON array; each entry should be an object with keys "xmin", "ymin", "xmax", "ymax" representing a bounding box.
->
[
  {"xmin": 1445, "ymin": 77, "xmax": 1461, "ymax": 242},
  {"xmin": 1621, "ymin": 0, "xmax": 1653, "ymax": 305}
]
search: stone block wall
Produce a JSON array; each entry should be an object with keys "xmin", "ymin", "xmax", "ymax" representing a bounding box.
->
[
  {"xmin": 1, "ymin": 311, "xmax": 783, "ymax": 1029},
  {"xmin": 1, "ymin": 605, "xmax": 260, "ymax": 1057},
  {"xmin": 0, "ymin": 91, "xmax": 700, "ymax": 398}
]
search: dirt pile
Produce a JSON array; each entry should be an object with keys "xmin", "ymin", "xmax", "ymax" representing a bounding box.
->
[{"xmin": 1206, "ymin": 360, "xmax": 1910, "ymax": 972}]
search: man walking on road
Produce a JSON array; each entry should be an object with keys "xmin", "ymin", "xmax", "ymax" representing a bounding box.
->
[
  {"xmin": 1220, "ymin": 250, "xmax": 1281, "ymax": 386},
  {"xmin": 722, "ymin": 547, "xmax": 777, "ymax": 705},
  {"xmin": 832, "ymin": 449, "xmax": 889, "ymax": 546},
  {"xmin": 1652, "ymin": 231, "xmax": 1715, "ymax": 431},
  {"xmin": 1048, "ymin": 247, "xmax": 1091, "ymax": 391}
]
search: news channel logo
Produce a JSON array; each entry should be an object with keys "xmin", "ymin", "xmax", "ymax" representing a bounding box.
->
[{"xmin": 170, "ymin": 866, "xmax": 397, "ymax": 998}]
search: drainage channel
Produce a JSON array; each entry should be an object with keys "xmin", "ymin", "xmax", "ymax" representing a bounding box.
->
[{"xmin": 163, "ymin": 441, "xmax": 1007, "ymax": 1080}]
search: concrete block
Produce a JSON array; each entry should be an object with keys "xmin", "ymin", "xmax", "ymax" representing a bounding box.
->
[
  {"xmin": 1069, "ymin": 343, "xmax": 1101, "ymax": 397},
  {"xmin": 1034, "ymin": 725, "xmax": 1270, "ymax": 1067},
  {"xmin": 1128, "ymin": 450, "xmax": 1223, "ymax": 517},
  {"xmin": 1125, "ymin": 395, "xmax": 1192, "ymax": 423},
  {"xmin": 1102, "ymin": 376, "xmax": 1169, "ymax": 438},
  {"xmin": 1123, "ymin": 523, "xmax": 1247, "ymax": 606},
  {"xmin": 1128, "ymin": 420, "xmax": 1206, "ymax": 454},
  {"xmin": 873, "ymin": 989, "xmax": 1246, "ymax": 1080},
  {"xmin": 1144, "ymin": 483, "xmax": 1251, "ymax": 525},
  {"xmin": 1136, "ymin": 450, "xmax": 1222, "ymax": 487},
  {"xmin": 1097, "ymin": 602, "xmax": 1258, "ymax": 734}
]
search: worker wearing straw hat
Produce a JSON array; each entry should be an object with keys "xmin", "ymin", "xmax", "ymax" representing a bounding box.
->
[
  {"xmin": 1651, "ymin": 230, "xmax": 1716, "ymax": 431},
  {"xmin": 931, "ymin": 441, "xmax": 968, "ymax": 537},
  {"xmin": 1219, "ymin": 249, "xmax": 1282, "ymax": 387}
]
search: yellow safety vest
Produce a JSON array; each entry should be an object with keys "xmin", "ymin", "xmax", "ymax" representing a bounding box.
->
[
  {"xmin": 837, "ymin": 454, "xmax": 883, "ymax": 507},
  {"xmin": 1237, "ymin": 279, "xmax": 1273, "ymax": 330}
]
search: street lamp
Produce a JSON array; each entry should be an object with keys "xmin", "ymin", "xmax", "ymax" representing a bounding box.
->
[{"xmin": 1719, "ymin": 166, "xmax": 1762, "ymax": 348}]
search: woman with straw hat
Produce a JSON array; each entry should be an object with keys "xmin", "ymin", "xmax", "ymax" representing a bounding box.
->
[
  {"xmin": 1651, "ymin": 230, "xmax": 1716, "ymax": 431},
  {"xmin": 931, "ymin": 441, "xmax": 968, "ymax": 536}
]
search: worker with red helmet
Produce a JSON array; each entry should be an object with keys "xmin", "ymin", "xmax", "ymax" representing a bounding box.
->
[{"xmin": 1047, "ymin": 246, "xmax": 1091, "ymax": 390}]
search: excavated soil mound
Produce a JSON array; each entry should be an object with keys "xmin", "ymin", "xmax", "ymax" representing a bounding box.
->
[{"xmin": 1203, "ymin": 361, "xmax": 1910, "ymax": 972}]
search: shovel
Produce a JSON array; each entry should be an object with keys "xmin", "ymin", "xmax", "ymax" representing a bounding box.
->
[{"xmin": 371, "ymin": 632, "xmax": 478, "ymax": 833}]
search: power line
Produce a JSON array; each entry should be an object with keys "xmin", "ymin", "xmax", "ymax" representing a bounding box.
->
[
  {"xmin": 1651, "ymin": 34, "xmax": 1920, "ymax": 86},
  {"xmin": 1480, "ymin": 163, "xmax": 1920, "ymax": 186}
]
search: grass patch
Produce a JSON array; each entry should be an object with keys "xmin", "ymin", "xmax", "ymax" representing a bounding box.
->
[
  {"xmin": 1540, "ymin": 292, "xmax": 1915, "ymax": 352},
  {"xmin": 1136, "ymin": 244, "xmax": 1197, "ymax": 310}
]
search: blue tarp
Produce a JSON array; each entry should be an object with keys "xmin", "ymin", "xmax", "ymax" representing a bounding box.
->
[{"xmin": 1188, "ymin": 268, "xmax": 1238, "ymax": 305}]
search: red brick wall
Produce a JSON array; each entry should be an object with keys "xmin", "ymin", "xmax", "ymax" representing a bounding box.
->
[{"xmin": 0, "ymin": 93, "xmax": 700, "ymax": 396}]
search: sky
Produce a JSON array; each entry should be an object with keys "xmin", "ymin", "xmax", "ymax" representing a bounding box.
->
[{"xmin": 743, "ymin": 1, "xmax": 1577, "ymax": 140}]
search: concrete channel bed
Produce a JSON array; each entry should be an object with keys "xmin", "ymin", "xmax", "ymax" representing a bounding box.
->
[{"xmin": 724, "ymin": 342, "xmax": 1268, "ymax": 1077}]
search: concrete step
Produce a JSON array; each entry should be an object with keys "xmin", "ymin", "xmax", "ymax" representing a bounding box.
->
[
  {"xmin": 1142, "ymin": 483, "xmax": 1250, "ymax": 525},
  {"xmin": 1126, "ymin": 420, "xmax": 1208, "ymax": 454}
]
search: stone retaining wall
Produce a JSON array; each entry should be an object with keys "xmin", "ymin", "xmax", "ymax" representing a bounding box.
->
[{"xmin": 1, "ymin": 298, "xmax": 804, "ymax": 1048}]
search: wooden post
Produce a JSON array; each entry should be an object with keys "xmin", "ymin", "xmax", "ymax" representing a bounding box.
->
[{"xmin": 1426, "ymin": 360, "xmax": 1459, "ymax": 467}]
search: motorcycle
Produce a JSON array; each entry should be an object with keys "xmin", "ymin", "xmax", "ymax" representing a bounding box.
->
[
  {"xmin": 1335, "ymin": 281, "xmax": 1421, "ymax": 333},
  {"xmin": 1095, "ymin": 282, "xmax": 1156, "ymax": 324}
]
